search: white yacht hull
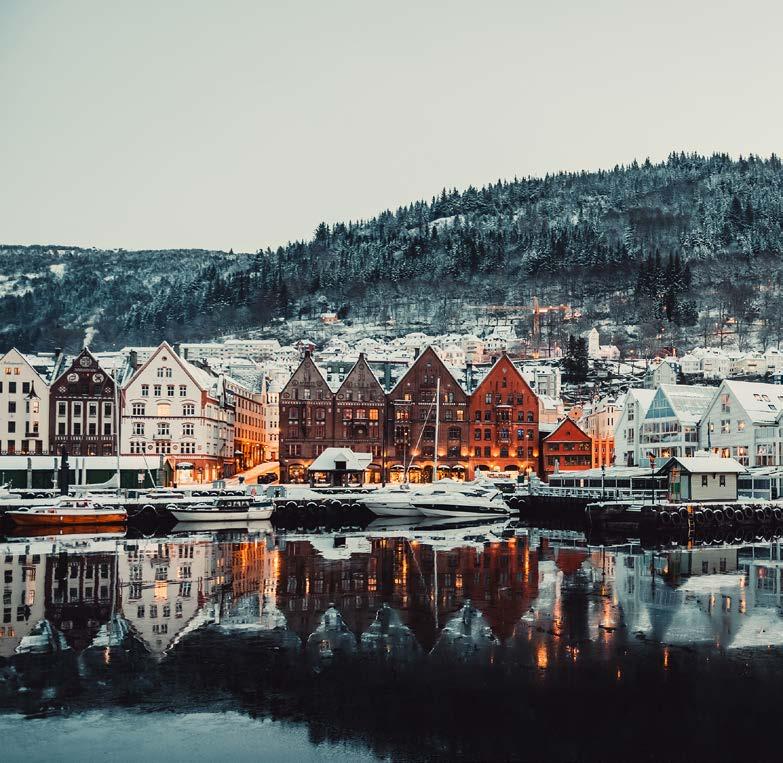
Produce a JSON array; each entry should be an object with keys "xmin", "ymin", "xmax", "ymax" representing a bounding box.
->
[
  {"xmin": 415, "ymin": 506, "xmax": 509, "ymax": 518},
  {"xmin": 365, "ymin": 502, "xmax": 423, "ymax": 517},
  {"xmin": 170, "ymin": 508, "xmax": 273, "ymax": 522}
]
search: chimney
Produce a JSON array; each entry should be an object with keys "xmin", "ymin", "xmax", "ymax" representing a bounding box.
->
[
  {"xmin": 129, "ymin": 350, "xmax": 138, "ymax": 370},
  {"xmin": 465, "ymin": 362, "xmax": 473, "ymax": 390}
]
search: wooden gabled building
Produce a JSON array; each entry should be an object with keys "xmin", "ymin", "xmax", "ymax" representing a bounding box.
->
[
  {"xmin": 468, "ymin": 353, "xmax": 539, "ymax": 477},
  {"xmin": 279, "ymin": 352, "xmax": 333, "ymax": 482},
  {"xmin": 541, "ymin": 417, "xmax": 592, "ymax": 477},
  {"xmin": 385, "ymin": 347, "xmax": 469, "ymax": 482},
  {"xmin": 333, "ymin": 354, "xmax": 386, "ymax": 481},
  {"xmin": 49, "ymin": 348, "xmax": 117, "ymax": 456}
]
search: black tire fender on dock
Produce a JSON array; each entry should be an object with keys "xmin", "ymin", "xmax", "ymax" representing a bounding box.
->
[
  {"xmin": 773, "ymin": 507, "xmax": 783, "ymax": 522},
  {"xmin": 694, "ymin": 511, "xmax": 704, "ymax": 526},
  {"xmin": 670, "ymin": 511, "xmax": 682, "ymax": 526},
  {"xmin": 660, "ymin": 510, "xmax": 672, "ymax": 525},
  {"xmin": 713, "ymin": 508, "xmax": 725, "ymax": 525},
  {"xmin": 743, "ymin": 505, "xmax": 754, "ymax": 521}
]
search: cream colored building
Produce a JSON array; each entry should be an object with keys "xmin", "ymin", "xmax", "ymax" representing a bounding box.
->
[
  {"xmin": 0, "ymin": 349, "xmax": 51, "ymax": 455},
  {"xmin": 121, "ymin": 342, "xmax": 234, "ymax": 484}
]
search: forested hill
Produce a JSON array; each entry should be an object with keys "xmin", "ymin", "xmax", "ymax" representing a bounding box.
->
[{"xmin": 3, "ymin": 152, "xmax": 783, "ymax": 352}]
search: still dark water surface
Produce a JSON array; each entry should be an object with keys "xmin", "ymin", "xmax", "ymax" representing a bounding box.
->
[{"xmin": 2, "ymin": 519, "xmax": 783, "ymax": 761}]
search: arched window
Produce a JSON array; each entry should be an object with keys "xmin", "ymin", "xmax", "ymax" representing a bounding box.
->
[
  {"xmin": 423, "ymin": 425, "xmax": 436, "ymax": 441},
  {"xmin": 448, "ymin": 426, "xmax": 461, "ymax": 440}
]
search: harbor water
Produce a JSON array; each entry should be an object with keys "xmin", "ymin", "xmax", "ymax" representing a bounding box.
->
[{"xmin": 2, "ymin": 519, "xmax": 783, "ymax": 761}]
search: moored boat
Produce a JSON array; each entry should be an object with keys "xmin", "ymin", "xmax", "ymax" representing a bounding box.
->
[
  {"xmin": 412, "ymin": 487, "xmax": 510, "ymax": 518},
  {"xmin": 5, "ymin": 497, "xmax": 127, "ymax": 526},
  {"xmin": 169, "ymin": 495, "xmax": 275, "ymax": 522}
]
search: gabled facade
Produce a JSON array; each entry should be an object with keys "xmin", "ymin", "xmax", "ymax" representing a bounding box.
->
[
  {"xmin": 386, "ymin": 347, "xmax": 469, "ymax": 482},
  {"xmin": 638, "ymin": 384, "xmax": 714, "ymax": 463},
  {"xmin": 700, "ymin": 380, "xmax": 783, "ymax": 467},
  {"xmin": 0, "ymin": 348, "xmax": 49, "ymax": 455},
  {"xmin": 49, "ymin": 348, "xmax": 117, "ymax": 457},
  {"xmin": 542, "ymin": 417, "xmax": 592, "ymax": 477},
  {"xmin": 121, "ymin": 342, "xmax": 234, "ymax": 484},
  {"xmin": 279, "ymin": 352, "xmax": 333, "ymax": 482},
  {"xmin": 468, "ymin": 354, "xmax": 539, "ymax": 477},
  {"xmin": 333, "ymin": 354, "xmax": 386, "ymax": 479},
  {"xmin": 613, "ymin": 389, "xmax": 655, "ymax": 467}
]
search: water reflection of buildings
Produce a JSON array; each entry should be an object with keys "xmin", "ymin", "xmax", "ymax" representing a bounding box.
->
[
  {"xmin": 117, "ymin": 537, "xmax": 217, "ymax": 655},
  {"xmin": 275, "ymin": 534, "xmax": 540, "ymax": 651},
  {"xmin": 45, "ymin": 540, "xmax": 117, "ymax": 651},
  {"xmin": 0, "ymin": 542, "xmax": 47, "ymax": 657}
]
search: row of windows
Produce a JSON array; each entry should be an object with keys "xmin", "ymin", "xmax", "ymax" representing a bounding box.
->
[
  {"xmin": 474, "ymin": 410, "xmax": 535, "ymax": 423},
  {"xmin": 129, "ymin": 441, "xmax": 196, "ymax": 454},
  {"xmin": 132, "ymin": 422, "xmax": 195, "ymax": 437},
  {"xmin": 474, "ymin": 428, "xmax": 535, "ymax": 441},
  {"xmin": 56, "ymin": 421, "xmax": 112, "ymax": 436},
  {"xmin": 57, "ymin": 401, "xmax": 112, "ymax": 418},
  {"xmin": 141, "ymin": 384, "xmax": 188, "ymax": 397},
  {"xmin": 0, "ymin": 380, "xmax": 30, "ymax": 393},
  {"xmin": 132, "ymin": 402, "xmax": 196, "ymax": 416},
  {"xmin": 474, "ymin": 446, "xmax": 534, "ymax": 459}
]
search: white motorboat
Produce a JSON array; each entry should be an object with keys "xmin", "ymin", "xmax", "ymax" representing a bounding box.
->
[
  {"xmin": 362, "ymin": 480, "xmax": 505, "ymax": 518},
  {"xmin": 169, "ymin": 495, "xmax": 275, "ymax": 522},
  {"xmin": 361, "ymin": 484, "xmax": 423, "ymax": 516},
  {"xmin": 412, "ymin": 487, "xmax": 510, "ymax": 519}
]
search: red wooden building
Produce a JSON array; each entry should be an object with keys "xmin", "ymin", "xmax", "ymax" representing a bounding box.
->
[
  {"xmin": 385, "ymin": 347, "xmax": 469, "ymax": 482},
  {"xmin": 279, "ymin": 352, "xmax": 333, "ymax": 483},
  {"xmin": 333, "ymin": 354, "xmax": 386, "ymax": 482},
  {"xmin": 468, "ymin": 354, "xmax": 539, "ymax": 478},
  {"xmin": 541, "ymin": 417, "xmax": 592, "ymax": 477}
]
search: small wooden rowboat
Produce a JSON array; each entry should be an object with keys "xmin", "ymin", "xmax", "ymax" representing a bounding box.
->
[{"xmin": 6, "ymin": 498, "xmax": 127, "ymax": 526}]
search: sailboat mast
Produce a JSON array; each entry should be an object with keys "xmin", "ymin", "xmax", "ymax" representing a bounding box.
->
[
  {"xmin": 433, "ymin": 377, "xmax": 440, "ymax": 483},
  {"xmin": 114, "ymin": 361, "xmax": 121, "ymax": 493}
]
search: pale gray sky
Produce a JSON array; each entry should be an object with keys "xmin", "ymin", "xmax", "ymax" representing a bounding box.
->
[{"xmin": 1, "ymin": 0, "xmax": 781, "ymax": 252}]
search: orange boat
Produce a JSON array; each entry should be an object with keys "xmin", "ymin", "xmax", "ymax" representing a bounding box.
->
[{"xmin": 5, "ymin": 498, "xmax": 127, "ymax": 527}]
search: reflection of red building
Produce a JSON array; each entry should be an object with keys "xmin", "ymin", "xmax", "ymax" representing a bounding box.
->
[
  {"xmin": 542, "ymin": 418, "xmax": 592, "ymax": 478},
  {"xmin": 468, "ymin": 354, "xmax": 539, "ymax": 478},
  {"xmin": 273, "ymin": 535, "xmax": 540, "ymax": 649},
  {"xmin": 45, "ymin": 550, "xmax": 116, "ymax": 650}
]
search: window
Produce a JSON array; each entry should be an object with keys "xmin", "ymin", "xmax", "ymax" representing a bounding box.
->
[
  {"xmin": 58, "ymin": 402, "xmax": 66, "ymax": 416},
  {"xmin": 7, "ymin": 421, "xmax": 14, "ymax": 433},
  {"xmin": 72, "ymin": 422, "xmax": 81, "ymax": 435},
  {"xmin": 483, "ymin": 446, "xmax": 491, "ymax": 457},
  {"xmin": 8, "ymin": 382, "xmax": 15, "ymax": 393},
  {"xmin": 484, "ymin": 429, "xmax": 491, "ymax": 440},
  {"xmin": 474, "ymin": 447, "xmax": 481, "ymax": 457},
  {"xmin": 167, "ymin": 385, "xmax": 175, "ymax": 397},
  {"xmin": 57, "ymin": 422, "xmax": 66, "ymax": 435},
  {"xmin": 88, "ymin": 403, "xmax": 97, "ymax": 418},
  {"xmin": 179, "ymin": 385, "xmax": 187, "ymax": 396},
  {"xmin": 474, "ymin": 428, "xmax": 481, "ymax": 441},
  {"xmin": 485, "ymin": 393, "xmax": 492, "ymax": 404},
  {"xmin": 157, "ymin": 422, "xmax": 170, "ymax": 436},
  {"xmin": 132, "ymin": 422, "xmax": 145, "ymax": 436},
  {"xmin": 141, "ymin": 384, "xmax": 149, "ymax": 396},
  {"xmin": 132, "ymin": 403, "xmax": 145, "ymax": 416},
  {"xmin": 153, "ymin": 384, "xmax": 162, "ymax": 396},
  {"xmin": 7, "ymin": 401, "xmax": 15, "ymax": 414},
  {"xmin": 181, "ymin": 442, "xmax": 195, "ymax": 454},
  {"xmin": 182, "ymin": 403, "xmax": 195, "ymax": 416},
  {"xmin": 719, "ymin": 475, "xmax": 726, "ymax": 487},
  {"xmin": 701, "ymin": 475, "xmax": 708, "ymax": 487},
  {"xmin": 130, "ymin": 441, "xmax": 144, "ymax": 453},
  {"xmin": 182, "ymin": 423, "xmax": 194, "ymax": 436}
]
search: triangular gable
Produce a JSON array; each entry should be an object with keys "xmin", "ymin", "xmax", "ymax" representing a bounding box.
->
[
  {"xmin": 389, "ymin": 346, "xmax": 467, "ymax": 398},
  {"xmin": 280, "ymin": 353, "xmax": 330, "ymax": 398},
  {"xmin": 472, "ymin": 354, "xmax": 535, "ymax": 398},
  {"xmin": 335, "ymin": 354, "xmax": 385, "ymax": 400},
  {"xmin": 544, "ymin": 417, "xmax": 590, "ymax": 442},
  {"xmin": 51, "ymin": 347, "xmax": 116, "ymax": 389},
  {"xmin": 122, "ymin": 341, "xmax": 211, "ymax": 393},
  {"xmin": 0, "ymin": 347, "xmax": 50, "ymax": 386}
]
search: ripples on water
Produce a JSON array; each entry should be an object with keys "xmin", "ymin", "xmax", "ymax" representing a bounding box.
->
[{"xmin": 2, "ymin": 519, "xmax": 783, "ymax": 761}]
